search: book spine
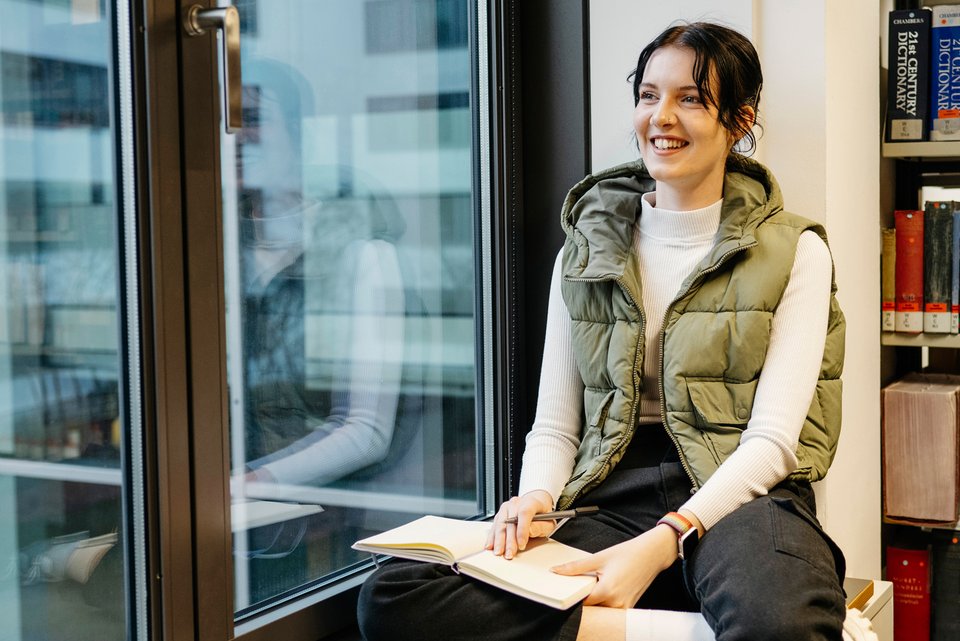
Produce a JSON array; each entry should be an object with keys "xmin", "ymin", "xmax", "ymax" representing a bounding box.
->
[
  {"xmin": 887, "ymin": 545, "xmax": 931, "ymax": 641},
  {"xmin": 932, "ymin": 534, "xmax": 960, "ymax": 641},
  {"xmin": 888, "ymin": 9, "xmax": 932, "ymax": 141},
  {"xmin": 882, "ymin": 228, "xmax": 897, "ymax": 331},
  {"xmin": 931, "ymin": 6, "xmax": 960, "ymax": 140},
  {"xmin": 896, "ymin": 210, "xmax": 925, "ymax": 333},
  {"xmin": 924, "ymin": 202, "xmax": 953, "ymax": 333},
  {"xmin": 953, "ymin": 210, "xmax": 960, "ymax": 333}
]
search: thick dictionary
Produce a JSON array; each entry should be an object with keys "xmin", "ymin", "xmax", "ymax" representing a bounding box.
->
[
  {"xmin": 924, "ymin": 202, "xmax": 953, "ymax": 333},
  {"xmin": 932, "ymin": 6, "xmax": 960, "ymax": 140},
  {"xmin": 887, "ymin": 9, "xmax": 931, "ymax": 141},
  {"xmin": 887, "ymin": 545, "xmax": 931, "ymax": 641},
  {"xmin": 882, "ymin": 228, "xmax": 896, "ymax": 332},
  {"xmin": 882, "ymin": 373, "xmax": 960, "ymax": 524},
  {"xmin": 895, "ymin": 210, "xmax": 924, "ymax": 333}
]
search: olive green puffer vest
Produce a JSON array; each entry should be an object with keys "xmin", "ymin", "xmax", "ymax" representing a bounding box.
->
[{"xmin": 555, "ymin": 155, "xmax": 845, "ymax": 510}]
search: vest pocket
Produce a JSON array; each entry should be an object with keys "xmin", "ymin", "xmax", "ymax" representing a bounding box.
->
[
  {"xmin": 584, "ymin": 388, "xmax": 616, "ymax": 456},
  {"xmin": 687, "ymin": 380, "xmax": 759, "ymax": 462}
]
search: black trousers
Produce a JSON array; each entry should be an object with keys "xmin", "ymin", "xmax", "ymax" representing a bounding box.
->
[{"xmin": 357, "ymin": 438, "xmax": 847, "ymax": 641}]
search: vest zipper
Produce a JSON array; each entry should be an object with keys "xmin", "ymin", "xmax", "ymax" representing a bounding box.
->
[
  {"xmin": 658, "ymin": 240, "xmax": 757, "ymax": 492},
  {"xmin": 559, "ymin": 274, "xmax": 646, "ymax": 507}
]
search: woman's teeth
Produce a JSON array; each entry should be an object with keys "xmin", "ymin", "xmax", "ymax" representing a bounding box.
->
[{"xmin": 653, "ymin": 138, "xmax": 686, "ymax": 150}]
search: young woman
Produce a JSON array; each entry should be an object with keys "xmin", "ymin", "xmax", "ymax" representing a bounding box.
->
[{"xmin": 358, "ymin": 22, "xmax": 859, "ymax": 641}]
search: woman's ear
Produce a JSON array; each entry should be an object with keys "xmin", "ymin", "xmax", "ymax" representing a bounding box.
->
[{"xmin": 739, "ymin": 105, "xmax": 757, "ymax": 129}]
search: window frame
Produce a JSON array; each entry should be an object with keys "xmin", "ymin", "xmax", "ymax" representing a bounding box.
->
[{"xmin": 136, "ymin": 0, "xmax": 564, "ymax": 639}]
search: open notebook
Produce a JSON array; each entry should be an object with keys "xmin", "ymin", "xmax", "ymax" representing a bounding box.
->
[{"xmin": 352, "ymin": 515, "xmax": 596, "ymax": 610}]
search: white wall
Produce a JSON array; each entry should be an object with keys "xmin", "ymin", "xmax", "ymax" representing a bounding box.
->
[{"xmin": 589, "ymin": 0, "xmax": 881, "ymax": 579}]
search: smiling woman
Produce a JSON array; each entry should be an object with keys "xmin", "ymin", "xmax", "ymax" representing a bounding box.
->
[{"xmin": 357, "ymin": 21, "xmax": 852, "ymax": 641}]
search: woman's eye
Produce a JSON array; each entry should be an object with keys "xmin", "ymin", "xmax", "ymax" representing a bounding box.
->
[
  {"xmin": 639, "ymin": 91, "xmax": 658, "ymax": 101},
  {"xmin": 681, "ymin": 95, "xmax": 701, "ymax": 104}
]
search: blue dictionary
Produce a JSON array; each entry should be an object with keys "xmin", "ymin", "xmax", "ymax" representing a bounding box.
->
[
  {"xmin": 888, "ymin": 9, "xmax": 931, "ymax": 141},
  {"xmin": 931, "ymin": 5, "xmax": 960, "ymax": 140}
]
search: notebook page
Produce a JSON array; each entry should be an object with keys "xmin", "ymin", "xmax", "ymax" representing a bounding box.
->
[
  {"xmin": 459, "ymin": 537, "xmax": 596, "ymax": 609},
  {"xmin": 353, "ymin": 515, "xmax": 490, "ymax": 564}
]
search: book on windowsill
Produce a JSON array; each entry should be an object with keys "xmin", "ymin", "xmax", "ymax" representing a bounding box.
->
[
  {"xmin": 843, "ymin": 577, "xmax": 875, "ymax": 611},
  {"xmin": 352, "ymin": 515, "xmax": 596, "ymax": 610}
]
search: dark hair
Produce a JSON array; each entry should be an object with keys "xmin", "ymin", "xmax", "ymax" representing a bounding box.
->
[{"xmin": 630, "ymin": 22, "xmax": 763, "ymax": 154}]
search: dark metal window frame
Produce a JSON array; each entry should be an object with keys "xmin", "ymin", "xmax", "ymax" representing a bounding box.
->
[{"xmin": 131, "ymin": 0, "xmax": 591, "ymax": 639}]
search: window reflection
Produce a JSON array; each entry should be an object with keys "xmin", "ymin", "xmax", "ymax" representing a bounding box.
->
[
  {"xmin": 225, "ymin": 0, "xmax": 481, "ymax": 615},
  {"xmin": 235, "ymin": 65, "xmax": 405, "ymax": 487},
  {"xmin": 0, "ymin": 1, "xmax": 127, "ymax": 639}
]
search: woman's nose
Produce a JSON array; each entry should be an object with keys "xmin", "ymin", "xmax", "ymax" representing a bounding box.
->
[{"xmin": 651, "ymin": 102, "xmax": 675, "ymax": 127}]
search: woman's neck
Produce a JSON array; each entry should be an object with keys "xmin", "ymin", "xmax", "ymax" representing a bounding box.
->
[{"xmin": 653, "ymin": 166, "xmax": 726, "ymax": 211}]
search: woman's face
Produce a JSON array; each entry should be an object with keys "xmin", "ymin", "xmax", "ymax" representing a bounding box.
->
[{"xmin": 633, "ymin": 46, "xmax": 736, "ymax": 209}]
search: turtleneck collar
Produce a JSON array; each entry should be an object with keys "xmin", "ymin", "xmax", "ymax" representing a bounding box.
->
[{"xmin": 638, "ymin": 191, "xmax": 722, "ymax": 243}]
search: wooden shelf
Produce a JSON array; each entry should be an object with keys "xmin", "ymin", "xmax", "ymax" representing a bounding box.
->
[
  {"xmin": 880, "ymin": 332, "xmax": 960, "ymax": 348},
  {"xmin": 882, "ymin": 140, "xmax": 960, "ymax": 160},
  {"xmin": 883, "ymin": 516, "xmax": 960, "ymax": 532}
]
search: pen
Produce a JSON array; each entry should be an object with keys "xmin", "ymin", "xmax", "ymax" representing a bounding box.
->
[{"xmin": 502, "ymin": 505, "xmax": 599, "ymax": 524}]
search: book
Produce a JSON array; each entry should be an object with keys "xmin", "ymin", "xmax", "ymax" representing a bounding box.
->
[
  {"xmin": 887, "ymin": 8, "xmax": 931, "ymax": 141},
  {"xmin": 895, "ymin": 210, "xmax": 924, "ymax": 333},
  {"xmin": 931, "ymin": 6, "xmax": 960, "ymax": 140},
  {"xmin": 843, "ymin": 577, "xmax": 875, "ymax": 611},
  {"xmin": 882, "ymin": 227, "xmax": 897, "ymax": 332},
  {"xmin": 887, "ymin": 545, "xmax": 931, "ymax": 641},
  {"xmin": 954, "ymin": 210, "xmax": 960, "ymax": 333},
  {"xmin": 882, "ymin": 373, "xmax": 960, "ymax": 524},
  {"xmin": 352, "ymin": 515, "xmax": 596, "ymax": 609},
  {"xmin": 932, "ymin": 532, "xmax": 960, "ymax": 640},
  {"xmin": 924, "ymin": 202, "xmax": 953, "ymax": 333}
]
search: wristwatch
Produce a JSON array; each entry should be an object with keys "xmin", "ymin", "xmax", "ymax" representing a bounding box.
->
[{"xmin": 656, "ymin": 512, "xmax": 700, "ymax": 561}]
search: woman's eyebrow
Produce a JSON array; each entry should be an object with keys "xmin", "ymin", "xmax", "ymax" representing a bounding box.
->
[{"xmin": 639, "ymin": 81, "xmax": 699, "ymax": 92}]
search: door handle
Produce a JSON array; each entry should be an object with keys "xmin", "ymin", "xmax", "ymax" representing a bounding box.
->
[{"xmin": 184, "ymin": 4, "xmax": 242, "ymax": 133}]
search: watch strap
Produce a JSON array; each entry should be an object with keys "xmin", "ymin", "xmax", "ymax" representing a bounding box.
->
[{"xmin": 657, "ymin": 511, "xmax": 694, "ymax": 536}]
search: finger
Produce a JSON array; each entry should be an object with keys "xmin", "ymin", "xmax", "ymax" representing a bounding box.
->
[
  {"xmin": 527, "ymin": 520, "xmax": 556, "ymax": 540},
  {"xmin": 504, "ymin": 520, "xmax": 519, "ymax": 559},
  {"xmin": 493, "ymin": 499, "xmax": 519, "ymax": 556},
  {"xmin": 492, "ymin": 514, "xmax": 508, "ymax": 556},
  {"xmin": 551, "ymin": 556, "xmax": 598, "ymax": 576}
]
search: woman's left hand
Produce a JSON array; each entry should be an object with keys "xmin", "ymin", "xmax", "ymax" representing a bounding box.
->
[{"xmin": 550, "ymin": 524, "xmax": 678, "ymax": 608}]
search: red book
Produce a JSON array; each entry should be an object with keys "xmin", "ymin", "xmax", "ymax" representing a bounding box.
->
[
  {"xmin": 895, "ymin": 210, "xmax": 924, "ymax": 333},
  {"xmin": 887, "ymin": 546, "xmax": 931, "ymax": 641}
]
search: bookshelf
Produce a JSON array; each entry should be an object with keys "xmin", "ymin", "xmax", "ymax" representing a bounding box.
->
[
  {"xmin": 882, "ymin": 140, "xmax": 960, "ymax": 160},
  {"xmin": 880, "ymin": 333, "xmax": 960, "ymax": 348},
  {"xmin": 880, "ymin": 8, "xmax": 960, "ymax": 629}
]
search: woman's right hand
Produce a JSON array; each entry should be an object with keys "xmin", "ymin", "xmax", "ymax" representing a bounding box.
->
[{"xmin": 484, "ymin": 490, "xmax": 555, "ymax": 560}]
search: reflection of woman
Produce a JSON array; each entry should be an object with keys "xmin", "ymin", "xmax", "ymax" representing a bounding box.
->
[
  {"xmin": 236, "ymin": 59, "xmax": 404, "ymax": 488},
  {"xmin": 359, "ymin": 23, "xmax": 869, "ymax": 641}
]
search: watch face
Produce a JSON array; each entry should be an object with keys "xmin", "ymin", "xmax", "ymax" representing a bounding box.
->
[{"xmin": 679, "ymin": 528, "xmax": 699, "ymax": 561}]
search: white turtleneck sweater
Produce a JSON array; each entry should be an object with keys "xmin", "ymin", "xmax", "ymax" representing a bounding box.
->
[{"xmin": 518, "ymin": 192, "xmax": 833, "ymax": 530}]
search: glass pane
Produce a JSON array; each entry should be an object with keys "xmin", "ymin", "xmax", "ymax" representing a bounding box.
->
[
  {"xmin": 0, "ymin": 1, "xmax": 135, "ymax": 640},
  {"xmin": 226, "ymin": 0, "xmax": 483, "ymax": 616}
]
